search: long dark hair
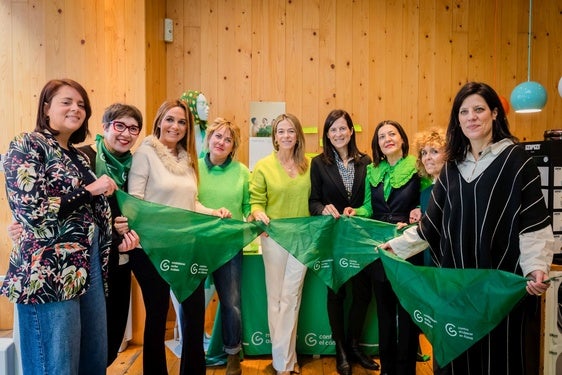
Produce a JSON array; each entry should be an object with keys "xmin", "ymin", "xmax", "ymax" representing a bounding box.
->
[
  {"xmin": 35, "ymin": 78, "xmax": 92, "ymax": 145},
  {"xmin": 446, "ymin": 82, "xmax": 516, "ymax": 162},
  {"xmin": 371, "ymin": 120, "xmax": 409, "ymax": 166},
  {"xmin": 320, "ymin": 109, "xmax": 365, "ymax": 164}
]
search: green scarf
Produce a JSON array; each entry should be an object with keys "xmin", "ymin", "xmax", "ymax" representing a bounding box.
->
[
  {"xmin": 368, "ymin": 154, "xmax": 418, "ymax": 201},
  {"xmin": 95, "ymin": 134, "xmax": 132, "ymax": 189}
]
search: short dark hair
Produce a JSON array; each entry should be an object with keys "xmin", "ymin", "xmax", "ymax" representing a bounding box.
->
[
  {"xmin": 35, "ymin": 79, "xmax": 92, "ymax": 145},
  {"xmin": 102, "ymin": 103, "xmax": 143, "ymax": 130}
]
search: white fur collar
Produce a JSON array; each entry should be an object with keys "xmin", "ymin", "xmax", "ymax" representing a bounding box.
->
[{"xmin": 143, "ymin": 135, "xmax": 191, "ymax": 175}]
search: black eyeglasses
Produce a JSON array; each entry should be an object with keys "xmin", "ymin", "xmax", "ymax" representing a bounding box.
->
[{"xmin": 109, "ymin": 121, "xmax": 141, "ymax": 135}]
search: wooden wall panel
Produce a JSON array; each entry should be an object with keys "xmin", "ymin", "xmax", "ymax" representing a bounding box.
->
[
  {"xmin": 300, "ymin": 0, "xmax": 319, "ymax": 132},
  {"xmin": 145, "ymin": 0, "xmax": 166, "ymax": 126},
  {"xmin": 199, "ymin": 0, "xmax": 218, "ymax": 112},
  {"xmin": 285, "ymin": 0, "xmax": 304, "ymax": 125},
  {"xmin": 402, "ymin": 0, "xmax": 420, "ymax": 132},
  {"xmin": 350, "ymin": 0, "xmax": 370, "ymax": 153},
  {"xmin": 317, "ymin": 0, "xmax": 336, "ymax": 123},
  {"xmin": 166, "ymin": 0, "xmax": 562, "ymax": 161},
  {"xmin": 367, "ymin": 0, "xmax": 387, "ymax": 153}
]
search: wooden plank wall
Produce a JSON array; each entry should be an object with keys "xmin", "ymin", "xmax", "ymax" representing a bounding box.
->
[{"xmin": 167, "ymin": 0, "xmax": 562, "ymax": 163}]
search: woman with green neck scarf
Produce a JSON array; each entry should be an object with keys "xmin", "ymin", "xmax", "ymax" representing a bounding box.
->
[
  {"xmin": 344, "ymin": 120, "xmax": 421, "ymax": 375},
  {"xmin": 79, "ymin": 103, "xmax": 142, "ymax": 365}
]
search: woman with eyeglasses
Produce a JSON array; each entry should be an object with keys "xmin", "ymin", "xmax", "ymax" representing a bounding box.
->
[
  {"xmin": 127, "ymin": 99, "xmax": 231, "ymax": 375},
  {"xmin": 80, "ymin": 104, "xmax": 143, "ymax": 364}
]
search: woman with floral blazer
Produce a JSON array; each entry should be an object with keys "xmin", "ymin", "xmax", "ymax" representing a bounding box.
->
[{"xmin": 1, "ymin": 79, "xmax": 118, "ymax": 375}]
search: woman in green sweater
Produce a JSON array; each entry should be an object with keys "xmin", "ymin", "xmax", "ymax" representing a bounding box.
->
[
  {"xmin": 250, "ymin": 113, "xmax": 311, "ymax": 375},
  {"xmin": 197, "ymin": 118, "xmax": 251, "ymax": 375}
]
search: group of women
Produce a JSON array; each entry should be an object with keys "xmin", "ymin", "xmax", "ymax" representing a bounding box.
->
[{"xmin": 1, "ymin": 79, "xmax": 553, "ymax": 375}]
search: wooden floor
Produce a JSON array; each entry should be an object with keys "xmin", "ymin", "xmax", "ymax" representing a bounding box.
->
[
  {"xmin": 106, "ymin": 335, "xmax": 434, "ymax": 375},
  {"xmin": 0, "ymin": 330, "xmax": 433, "ymax": 374}
]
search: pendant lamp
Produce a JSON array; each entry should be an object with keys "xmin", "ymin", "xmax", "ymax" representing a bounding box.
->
[{"xmin": 510, "ymin": 0, "xmax": 547, "ymax": 113}]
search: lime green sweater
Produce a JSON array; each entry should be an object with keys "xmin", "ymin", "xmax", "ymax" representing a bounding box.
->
[
  {"xmin": 198, "ymin": 155, "xmax": 251, "ymax": 220},
  {"xmin": 250, "ymin": 152, "xmax": 311, "ymax": 219}
]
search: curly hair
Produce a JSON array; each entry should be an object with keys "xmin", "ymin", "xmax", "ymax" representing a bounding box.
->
[{"xmin": 414, "ymin": 128, "xmax": 446, "ymax": 178}]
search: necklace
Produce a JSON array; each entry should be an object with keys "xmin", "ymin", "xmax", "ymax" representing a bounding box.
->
[{"xmin": 280, "ymin": 158, "xmax": 295, "ymax": 172}]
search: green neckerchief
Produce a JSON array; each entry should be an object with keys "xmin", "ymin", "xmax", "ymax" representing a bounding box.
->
[
  {"xmin": 95, "ymin": 134, "xmax": 132, "ymax": 189},
  {"xmin": 420, "ymin": 176, "xmax": 434, "ymax": 191},
  {"xmin": 368, "ymin": 155, "xmax": 417, "ymax": 201}
]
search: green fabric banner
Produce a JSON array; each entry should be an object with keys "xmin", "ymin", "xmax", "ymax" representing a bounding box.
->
[
  {"xmin": 116, "ymin": 191, "xmax": 530, "ymax": 367},
  {"xmin": 116, "ymin": 190, "xmax": 262, "ymax": 302},
  {"xmin": 377, "ymin": 249, "xmax": 528, "ymax": 367},
  {"xmin": 260, "ymin": 215, "xmax": 398, "ymax": 291}
]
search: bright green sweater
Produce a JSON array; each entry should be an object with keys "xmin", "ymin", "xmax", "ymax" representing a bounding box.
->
[
  {"xmin": 250, "ymin": 152, "xmax": 311, "ymax": 219},
  {"xmin": 197, "ymin": 155, "xmax": 251, "ymax": 220}
]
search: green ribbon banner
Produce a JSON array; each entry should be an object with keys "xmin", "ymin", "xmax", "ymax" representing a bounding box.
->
[
  {"xmin": 116, "ymin": 190, "xmax": 529, "ymax": 367},
  {"xmin": 116, "ymin": 190, "xmax": 262, "ymax": 303},
  {"xmin": 377, "ymin": 249, "xmax": 528, "ymax": 367}
]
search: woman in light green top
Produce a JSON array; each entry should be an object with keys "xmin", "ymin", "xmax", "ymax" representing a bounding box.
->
[
  {"xmin": 250, "ymin": 113, "xmax": 311, "ymax": 375},
  {"xmin": 198, "ymin": 118, "xmax": 251, "ymax": 375}
]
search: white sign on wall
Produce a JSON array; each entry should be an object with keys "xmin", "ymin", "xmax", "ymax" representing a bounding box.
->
[{"xmin": 248, "ymin": 101, "xmax": 285, "ymax": 170}]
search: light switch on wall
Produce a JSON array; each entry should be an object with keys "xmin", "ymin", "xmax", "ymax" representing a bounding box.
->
[{"xmin": 164, "ymin": 18, "xmax": 173, "ymax": 42}]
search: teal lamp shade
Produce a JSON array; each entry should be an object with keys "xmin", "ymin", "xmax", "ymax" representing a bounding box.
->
[{"xmin": 510, "ymin": 81, "xmax": 547, "ymax": 113}]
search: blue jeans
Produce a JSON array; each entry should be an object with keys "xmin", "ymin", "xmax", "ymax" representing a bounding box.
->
[
  {"xmin": 213, "ymin": 250, "xmax": 242, "ymax": 354},
  {"xmin": 17, "ymin": 229, "xmax": 108, "ymax": 375}
]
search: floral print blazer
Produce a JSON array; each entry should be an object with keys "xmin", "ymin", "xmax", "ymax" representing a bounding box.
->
[{"xmin": 1, "ymin": 131, "xmax": 112, "ymax": 304}]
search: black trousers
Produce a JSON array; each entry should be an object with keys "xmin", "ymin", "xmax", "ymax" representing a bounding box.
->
[
  {"xmin": 106, "ymin": 258, "xmax": 131, "ymax": 366},
  {"xmin": 326, "ymin": 266, "xmax": 375, "ymax": 345},
  {"xmin": 179, "ymin": 280, "xmax": 206, "ymax": 375},
  {"xmin": 354, "ymin": 260, "xmax": 418, "ymax": 375},
  {"xmin": 129, "ymin": 248, "xmax": 170, "ymax": 375}
]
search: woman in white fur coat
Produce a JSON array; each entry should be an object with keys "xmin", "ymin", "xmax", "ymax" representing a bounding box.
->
[{"xmin": 127, "ymin": 99, "xmax": 230, "ymax": 375}]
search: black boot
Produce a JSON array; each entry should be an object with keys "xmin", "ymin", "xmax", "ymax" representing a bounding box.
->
[
  {"xmin": 350, "ymin": 340, "xmax": 380, "ymax": 371},
  {"xmin": 335, "ymin": 341, "xmax": 352, "ymax": 375}
]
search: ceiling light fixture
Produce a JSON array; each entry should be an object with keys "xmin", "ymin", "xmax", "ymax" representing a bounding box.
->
[{"xmin": 510, "ymin": 0, "xmax": 547, "ymax": 113}]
